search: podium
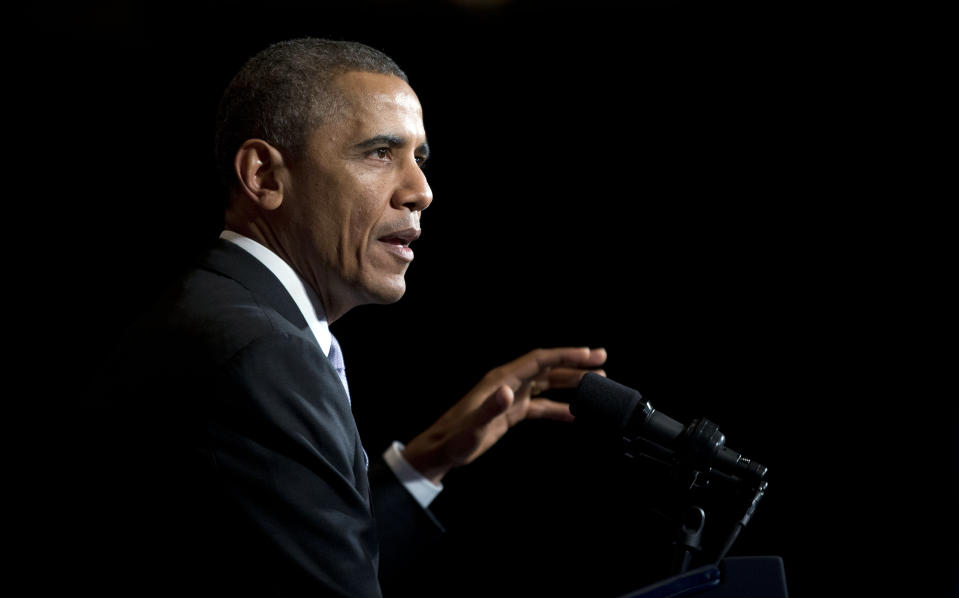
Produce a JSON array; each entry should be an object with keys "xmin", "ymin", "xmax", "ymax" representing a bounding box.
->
[{"xmin": 619, "ymin": 556, "xmax": 788, "ymax": 598}]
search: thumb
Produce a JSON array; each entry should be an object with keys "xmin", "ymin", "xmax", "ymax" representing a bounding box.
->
[{"xmin": 473, "ymin": 385, "xmax": 513, "ymax": 427}]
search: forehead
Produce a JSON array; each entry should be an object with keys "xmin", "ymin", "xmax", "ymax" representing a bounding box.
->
[{"xmin": 329, "ymin": 71, "xmax": 424, "ymax": 135}]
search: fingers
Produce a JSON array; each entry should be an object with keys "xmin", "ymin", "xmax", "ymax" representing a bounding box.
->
[
  {"xmin": 533, "ymin": 367, "xmax": 607, "ymax": 394},
  {"xmin": 525, "ymin": 399, "xmax": 575, "ymax": 422},
  {"xmin": 499, "ymin": 347, "xmax": 607, "ymax": 385},
  {"xmin": 526, "ymin": 347, "xmax": 607, "ymax": 372}
]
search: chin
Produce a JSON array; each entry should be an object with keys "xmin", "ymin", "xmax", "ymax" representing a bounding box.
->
[{"xmin": 361, "ymin": 277, "xmax": 407, "ymax": 305}]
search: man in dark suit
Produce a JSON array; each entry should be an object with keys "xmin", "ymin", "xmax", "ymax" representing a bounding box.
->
[{"xmin": 89, "ymin": 38, "xmax": 606, "ymax": 597}]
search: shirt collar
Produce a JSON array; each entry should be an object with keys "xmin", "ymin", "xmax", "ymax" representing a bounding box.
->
[{"xmin": 219, "ymin": 230, "xmax": 332, "ymax": 357}]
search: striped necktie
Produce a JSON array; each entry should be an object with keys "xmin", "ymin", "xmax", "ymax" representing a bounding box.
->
[
  {"xmin": 327, "ymin": 334, "xmax": 351, "ymax": 403},
  {"xmin": 327, "ymin": 335, "xmax": 367, "ymax": 470}
]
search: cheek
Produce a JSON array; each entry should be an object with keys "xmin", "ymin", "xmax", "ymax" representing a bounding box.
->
[
  {"xmin": 348, "ymin": 185, "xmax": 387, "ymax": 251},
  {"xmin": 305, "ymin": 176, "xmax": 366, "ymax": 243}
]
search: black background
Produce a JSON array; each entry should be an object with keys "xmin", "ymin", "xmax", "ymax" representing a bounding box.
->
[{"xmin": 20, "ymin": 2, "xmax": 952, "ymax": 596}]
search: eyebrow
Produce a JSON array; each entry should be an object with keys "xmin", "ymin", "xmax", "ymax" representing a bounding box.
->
[{"xmin": 353, "ymin": 134, "xmax": 430, "ymax": 160}]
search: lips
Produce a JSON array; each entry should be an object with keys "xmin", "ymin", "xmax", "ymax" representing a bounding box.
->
[{"xmin": 377, "ymin": 227, "xmax": 421, "ymax": 261}]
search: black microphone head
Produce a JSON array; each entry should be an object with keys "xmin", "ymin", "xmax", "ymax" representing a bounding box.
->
[{"xmin": 571, "ymin": 372, "xmax": 643, "ymax": 436}]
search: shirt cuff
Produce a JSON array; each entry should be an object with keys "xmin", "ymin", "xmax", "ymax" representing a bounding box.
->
[{"xmin": 382, "ymin": 441, "xmax": 443, "ymax": 508}]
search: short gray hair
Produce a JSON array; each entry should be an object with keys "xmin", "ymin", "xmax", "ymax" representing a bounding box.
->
[{"xmin": 214, "ymin": 38, "xmax": 408, "ymax": 190}]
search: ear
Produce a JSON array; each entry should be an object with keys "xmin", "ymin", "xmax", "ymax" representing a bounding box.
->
[{"xmin": 233, "ymin": 139, "xmax": 287, "ymax": 211}]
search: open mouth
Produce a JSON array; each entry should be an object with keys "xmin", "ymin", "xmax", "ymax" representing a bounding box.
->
[
  {"xmin": 377, "ymin": 227, "xmax": 421, "ymax": 260},
  {"xmin": 380, "ymin": 236, "xmax": 412, "ymax": 248},
  {"xmin": 377, "ymin": 227, "xmax": 420, "ymax": 247}
]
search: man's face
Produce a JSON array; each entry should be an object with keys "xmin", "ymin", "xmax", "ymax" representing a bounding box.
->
[{"xmin": 281, "ymin": 71, "xmax": 432, "ymax": 320}]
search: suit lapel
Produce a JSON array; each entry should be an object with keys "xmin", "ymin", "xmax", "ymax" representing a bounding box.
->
[{"xmin": 200, "ymin": 239, "xmax": 371, "ymax": 480}]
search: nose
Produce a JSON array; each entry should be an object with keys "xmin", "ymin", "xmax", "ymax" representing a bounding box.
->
[{"xmin": 392, "ymin": 159, "xmax": 433, "ymax": 213}]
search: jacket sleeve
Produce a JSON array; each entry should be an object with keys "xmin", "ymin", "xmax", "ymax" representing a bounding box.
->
[{"xmin": 368, "ymin": 456, "xmax": 445, "ymax": 588}]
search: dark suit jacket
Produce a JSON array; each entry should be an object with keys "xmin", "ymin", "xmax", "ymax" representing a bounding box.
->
[{"xmin": 85, "ymin": 240, "xmax": 442, "ymax": 597}]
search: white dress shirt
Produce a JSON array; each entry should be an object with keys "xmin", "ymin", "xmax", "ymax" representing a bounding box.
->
[{"xmin": 219, "ymin": 231, "xmax": 442, "ymax": 507}]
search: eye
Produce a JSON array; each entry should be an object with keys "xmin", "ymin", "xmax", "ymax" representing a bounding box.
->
[
  {"xmin": 415, "ymin": 154, "xmax": 427, "ymax": 167},
  {"xmin": 373, "ymin": 147, "xmax": 392, "ymax": 160}
]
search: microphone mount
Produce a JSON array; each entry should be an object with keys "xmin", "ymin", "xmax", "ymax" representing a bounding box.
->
[{"xmin": 572, "ymin": 373, "xmax": 770, "ymax": 574}]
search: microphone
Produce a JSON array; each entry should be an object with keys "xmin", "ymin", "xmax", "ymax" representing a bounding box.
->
[{"xmin": 571, "ymin": 373, "xmax": 767, "ymax": 484}]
